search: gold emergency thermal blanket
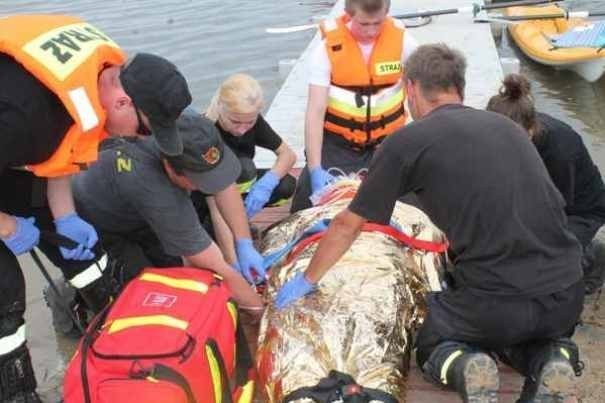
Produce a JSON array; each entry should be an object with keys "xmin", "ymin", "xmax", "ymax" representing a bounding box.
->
[{"xmin": 256, "ymin": 180, "xmax": 447, "ymax": 402}]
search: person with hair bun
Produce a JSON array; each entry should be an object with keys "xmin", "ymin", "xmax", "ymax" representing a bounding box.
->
[{"xmin": 488, "ymin": 73, "xmax": 605, "ymax": 295}]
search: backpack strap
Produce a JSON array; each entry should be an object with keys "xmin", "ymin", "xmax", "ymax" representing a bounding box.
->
[
  {"xmin": 233, "ymin": 311, "xmax": 254, "ymax": 387},
  {"xmin": 80, "ymin": 304, "xmax": 113, "ymax": 403}
]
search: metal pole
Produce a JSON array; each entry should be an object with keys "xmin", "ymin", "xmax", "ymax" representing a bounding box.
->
[{"xmin": 30, "ymin": 248, "xmax": 86, "ymax": 335}]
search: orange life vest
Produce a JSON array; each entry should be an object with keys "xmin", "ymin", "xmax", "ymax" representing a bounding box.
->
[
  {"xmin": 320, "ymin": 15, "xmax": 407, "ymax": 147},
  {"xmin": 0, "ymin": 14, "xmax": 126, "ymax": 177}
]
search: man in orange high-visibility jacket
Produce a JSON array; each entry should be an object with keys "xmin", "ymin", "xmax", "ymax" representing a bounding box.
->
[
  {"xmin": 291, "ymin": 0, "xmax": 419, "ymax": 212},
  {"xmin": 0, "ymin": 15, "xmax": 191, "ymax": 402}
]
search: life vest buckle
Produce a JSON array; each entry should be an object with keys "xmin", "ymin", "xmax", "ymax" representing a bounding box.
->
[{"xmin": 354, "ymin": 91, "xmax": 365, "ymax": 108}]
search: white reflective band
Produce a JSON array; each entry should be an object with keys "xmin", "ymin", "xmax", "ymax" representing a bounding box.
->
[
  {"xmin": 440, "ymin": 350, "xmax": 463, "ymax": 385},
  {"xmin": 328, "ymin": 81, "xmax": 403, "ymax": 107},
  {"xmin": 323, "ymin": 18, "xmax": 338, "ymax": 32},
  {"xmin": 0, "ymin": 325, "xmax": 26, "ymax": 355},
  {"xmin": 569, "ymin": 11, "xmax": 590, "ymax": 18},
  {"xmin": 458, "ymin": 6, "xmax": 474, "ymax": 14},
  {"xmin": 560, "ymin": 347, "xmax": 571, "ymax": 360},
  {"xmin": 69, "ymin": 254, "xmax": 108, "ymax": 289},
  {"xmin": 69, "ymin": 87, "xmax": 99, "ymax": 131}
]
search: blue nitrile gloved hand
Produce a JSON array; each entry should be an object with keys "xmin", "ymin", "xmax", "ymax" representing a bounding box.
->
[
  {"xmin": 54, "ymin": 213, "xmax": 98, "ymax": 261},
  {"xmin": 1, "ymin": 216, "xmax": 40, "ymax": 256},
  {"xmin": 244, "ymin": 171, "xmax": 280, "ymax": 218},
  {"xmin": 275, "ymin": 272, "xmax": 317, "ymax": 310},
  {"xmin": 235, "ymin": 238, "xmax": 267, "ymax": 284},
  {"xmin": 262, "ymin": 218, "xmax": 331, "ymax": 271},
  {"xmin": 310, "ymin": 166, "xmax": 334, "ymax": 194}
]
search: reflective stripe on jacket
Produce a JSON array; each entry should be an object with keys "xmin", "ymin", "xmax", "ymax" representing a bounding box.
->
[{"xmin": 320, "ymin": 15, "xmax": 407, "ymax": 146}]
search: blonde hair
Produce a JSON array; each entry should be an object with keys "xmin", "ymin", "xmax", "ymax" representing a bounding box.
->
[{"xmin": 205, "ymin": 73, "xmax": 264, "ymax": 121}]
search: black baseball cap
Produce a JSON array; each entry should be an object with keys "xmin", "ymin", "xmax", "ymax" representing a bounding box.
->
[
  {"xmin": 167, "ymin": 111, "xmax": 241, "ymax": 194},
  {"xmin": 120, "ymin": 53, "xmax": 192, "ymax": 156}
]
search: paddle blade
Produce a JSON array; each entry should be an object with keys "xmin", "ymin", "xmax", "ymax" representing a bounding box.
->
[{"xmin": 266, "ymin": 24, "xmax": 317, "ymax": 34}]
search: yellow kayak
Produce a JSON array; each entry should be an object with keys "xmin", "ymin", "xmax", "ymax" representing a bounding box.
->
[{"xmin": 505, "ymin": 5, "xmax": 605, "ymax": 82}]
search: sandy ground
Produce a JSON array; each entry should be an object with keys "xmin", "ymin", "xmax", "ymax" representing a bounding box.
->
[{"xmin": 574, "ymin": 291, "xmax": 605, "ymax": 402}]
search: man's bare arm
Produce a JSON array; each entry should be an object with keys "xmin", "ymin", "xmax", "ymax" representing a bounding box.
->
[
  {"xmin": 305, "ymin": 84, "xmax": 330, "ymax": 170},
  {"xmin": 47, "ymin": 175, "xmax": 76, "ymax": 219},
  {"xmin": 214, "ymin": 184, "xmax": 252, "ymax": 240},
  {"xmin": 304, "ymin": 208, "xmax": 366, "ymax": 283},
  {"xmin": 206, "ymin": 196, "xmax": 237, "ymax": 264},
  {"xmin": 185, "ymin": 242, "xmax": 263, "ymax": 309}
]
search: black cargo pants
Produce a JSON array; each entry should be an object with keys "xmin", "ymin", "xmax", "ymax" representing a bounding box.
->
[
  {"xmin": 416, "ymin": 279, "xmax": 585, "ymax": 383},
  {"xmin": 0, "ymin": 169, "xmax": 108, "ymax": 353}
]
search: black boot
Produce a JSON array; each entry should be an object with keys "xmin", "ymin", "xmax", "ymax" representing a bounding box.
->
[
  {"xmin": 423, "ymin": 342, "xmax": 499, "ymax": 403},
  {"xmin": 43, "ymin": 277, "xmax": 86, "ymax": 339},
  {"xmin": 448, "ymin": 353, "xmax": 500, "ymax": 403},
  {"xmin": 0, "ymin": 345, "xmax": 41, "ymax": 403},
  {"xmin": 584, "ymin": 241, "xmax": 605, "ymax": 295},
  {"xmin": 72, "ymin": 254, "xmax": 116, "ymax": 314},
  {"xmin": 517, "ymin": 339, "xmax": 583, "ymax": 403}
]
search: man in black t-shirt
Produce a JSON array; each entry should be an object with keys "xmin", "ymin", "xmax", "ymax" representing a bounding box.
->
[{"xmin": 275, "ymin": 44, "xmax": 584, "ymax": 403}]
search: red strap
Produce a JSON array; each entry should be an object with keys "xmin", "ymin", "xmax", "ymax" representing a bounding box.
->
[
  {"xmin": 285, "ymin": 223, "xmax": 448, "ymax": 266},
  {"xmin": 362, "ymin": 223, "xmax": 449, "ymax": 253}
]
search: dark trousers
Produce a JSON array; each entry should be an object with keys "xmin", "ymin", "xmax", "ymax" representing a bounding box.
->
[
  {"xmin": 291, "ymin": 134, "xmax": 377, "ymax": 213},
  {"xmin": 99, "ymin": 228, "xmax": 182, "ymax": 286},
  {"xmin": 416, "ymin": 280, "xmax": 585, "ymax": 380},
  {"xmin": 0, "ymin": 170, "xmax": 104, "ymax": 342},
  {"xmin": 238, "ymin": 157, "xmax": 296, "ymax": 206},
  {"xmin": 568, "ymin": 214, "xmax": 605, "ymax": 292}
]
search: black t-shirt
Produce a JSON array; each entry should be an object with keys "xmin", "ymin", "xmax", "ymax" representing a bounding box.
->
[
  {"xmin": 0, "ymin": 53, "xmax": 73, "ymax": 172},
  {"xmin": 215, "ymin": 115, "xmax": 282, "ymax": 159},
  {"xmin": 349, "ymin": 104, "xmax": 582, "ymax": 297},
  {"xmin": 534, "ymin": 112, "xmax": 605, "ymax": 220}
]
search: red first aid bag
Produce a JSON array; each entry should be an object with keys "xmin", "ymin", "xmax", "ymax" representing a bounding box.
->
[{"xmin": 63, "ymin": 267, "xmax": 254, "ymax": 403}]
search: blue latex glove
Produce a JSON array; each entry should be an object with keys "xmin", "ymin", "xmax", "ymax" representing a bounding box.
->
[
  {"xmin": 275, "ymin": 272, "xmax": 317, "ymax": 310},
  {"xmin": 262, "ymin": 219, "xmax": 331, "ymax": 270},
  {"xmin": 235, "ymin": 238, "xmax": 267, "ymax": 284},
  {"xmin": 1, "ymin": 216, "xmax": 40, "ymax": 256},
  {"xmin": 54, "ymin": 213, "xmax": 98, "ymax": 261},
  {"xmin": 310, "ymin": 166, "xmax": 334, "ymax": 194},
  {"xmin": 244, "ymin": 171, "xmax": 280, "ymax": 218}
]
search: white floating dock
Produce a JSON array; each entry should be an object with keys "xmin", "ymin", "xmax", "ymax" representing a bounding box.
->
[{"xmin": 258, "ymin": 0, "xmax": 504, "ymax": 168}]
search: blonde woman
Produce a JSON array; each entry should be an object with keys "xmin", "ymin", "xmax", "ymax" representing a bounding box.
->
[
  {"xmin": 202, "ymin": 74, "xmax": 296, "ymax": 272},
  {"xmin": 206, "ymin": 73, "xmax": 297, "ymax": 217}
]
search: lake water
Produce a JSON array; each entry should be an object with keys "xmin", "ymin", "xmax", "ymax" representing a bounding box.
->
[{"xmin": 2, "ymin": 0, "xmax": 603, "ymax": 162}]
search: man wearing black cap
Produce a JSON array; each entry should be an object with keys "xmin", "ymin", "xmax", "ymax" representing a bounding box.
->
[
  {"xmin": 0, "ymin": 12, "xmax": 191, "ymax": 400},
  {"xmin": 70, "ymin": 110, "xmax": 265, "ymax": 310}
]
